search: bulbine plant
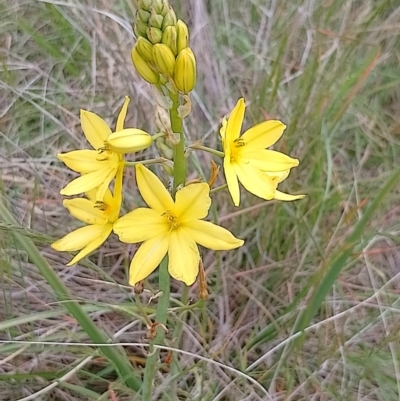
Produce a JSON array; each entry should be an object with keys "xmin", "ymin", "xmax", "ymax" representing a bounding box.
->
[{"xmin": 50, "ymin": 0, "xmax": 304, "ymax": 397}]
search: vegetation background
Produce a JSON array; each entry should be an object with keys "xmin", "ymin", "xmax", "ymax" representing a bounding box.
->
[{"xmin": 1, "ymin": 0, "xmax": 400, "ymax": 400}]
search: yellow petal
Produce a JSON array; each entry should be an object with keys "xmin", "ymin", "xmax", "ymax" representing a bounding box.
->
[
  {"xmin": 116, "ymin": 96, "xmax": 130, "ymax": 132},
  {"xmin": 80, "ymin": 110, "xmax": 111, "ymax": 150},
  {"xmin": 168, "ymin": 228, "xmax": 200, "ymax": 285},
  {"xmin": 175, "ymin": 183, "xmax": 211, "ymax": 222},
  {"xmin": 184, "ymin": 220, "xmax": 244, "ymax": 250},
  {"xmin": 51, "ymin": 224, "xmax": 109, "ymax": 252},
  {"xmin": 241, "ymin": 120, "xmax": 286, "ymax": 150},
  {"xmin": 63, "ymin": 198, "xmax": 107, "ymax": 225},
  {"xmin": 57, "ymin": 150, "xmax": 105, "ymax": 174},
  {"xmin": 113, "ymin": 208, "xmax": 169, "ymax": 243},
  {"xmin": 234, "ymin": 162, "xmax": 277, "ymax": 201},
  {"xmin": 225, "ymin": 98, "xmax": 245, "ymax": 144},
  {"xmin": 267, "ymin": 170, "xmax": 290, "ymax": 183},
  {"xmin": 67, "ymin": 225, "xmax": 113, "ymax": 266},
  {"xmin": 95, "ymin": 166, "xmax": 119, "ymax": 201},
  {"xmin": 109, "ymin": 164, "xmax": 124, "ymax": 222},
  {"xmin": 219, "ymin": 117, "xmax": 228, "ymax": 140},
  {"xmin": 223, "ymin": 158, "xmax": 240, "ymax": 206},
  {"xmin": 240, "ymin": 149, "xmax": 299, "ymax": 172},
  {"xmin": 274, "ymin": 190, "xmax": 306, "ymax": 201},
  {"xmin": 129, "ymin": 234, "xmax": 169, "ymax": 285},
  {"xmin": 135, "ymin": 164, "xmax": 174, "ymax": 213},
  {"xmin": 60, "ymin": 167, "xmax": 114, "ymax": 196},
  {"xmin": 106, "ymin": 129, "xmax": 153, "ymax": 154}
]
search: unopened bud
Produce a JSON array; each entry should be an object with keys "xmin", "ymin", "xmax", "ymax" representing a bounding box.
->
[
  {"xmin": 136, "ymin": 37, "xmax": 154, "ymax": 62},
  {"xmin": 153, "ymin": 43, "xmax": 176, "ymax": 77},
  {"xmin": 149, "ymin": 10, "xmax": 164, "ymax": 30},
  {"xmin": 152, "ymin": 0, "xmax": 164, "ymax": 14},
  {"xmin": 176, "ymin": 19, "xmax": 189, "ymax": 53},
  {"xmin": 131, "ymin": 47, "xmax": 159, "ymax": 84},
  {"xmin": 106, "ymin": 129, "xmax": 153, "ymax": 154},
  {"xmin": 139, "ymin": 0, "xmax": 152, "ymax": 11},
  {"xmin": 137, "ymin": 9, "xmax": 151, "ymax": 23},
  {"xmin": 146, "ymin": 26, "xmax": 163, "ymax": 44},
  {"xmin": 135, "ymin": 18, "xmax": 148, "ymax": 37},
  {"xmin": 162, "ymin": 26, "xmax": 177, "ymax": 55},
  {"xmin": 162, "ymin": 7, "xmax": 177, "ymax": 29},
  {"xmin": 174, "ymin": 48, "xmax": 196, "ymax": 93}
]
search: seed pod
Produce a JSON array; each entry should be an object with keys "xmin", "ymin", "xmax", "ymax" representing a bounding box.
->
[
  {"xmin": 131, "ymin": 46, "xmax": 159, "ymax": 84},
  {"xmin": 153, "ymin": 43, "xmax": 176, "ymax": 77},
  {"xmin": 176, "ymin": 19, "xmax": 189, "ymax": 53},
  {"xmin": 174, "ymin": 47, "xmax": 196, "ymax": 93}
]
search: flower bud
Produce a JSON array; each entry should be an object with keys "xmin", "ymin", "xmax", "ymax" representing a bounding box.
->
[
  {"xmin": 135, "ymin": 18, "xmax": 148, "ymax": 37},
  {"xmin": 176, "ymin": 19, "xmax": 189, "ymax": 53},
  {"xmin": 146, "ymin": 26, "xmax": 163, "ymax": 44},
  {"xmin": 174, "ymin": 48, "xmax": 196, "ymax": 93},
  {"xmin": 162, "ymin": 6, "xmax": 176, "ymax": 29},
  {"xmin": 131, "ymin": 47, "xmax": 159, "ymax": 84},
  {"xmin": 106, "ymin": 129, "xmax": 153, "ymax": 154},
  {"xmin": 136, "ymin": 37, "xmax": 154, "ymax": 62},
  {"xmin": 161, "ymin": 26, "xmax": 177, "ymax": 55},
  {"xmin": 139, "ymin": 0, "xmax": 152, "ymax": 11},
  {"xmin": 152, "ymin": 0, "xmax": 164, "ymax": 14},
  {"xmin": 149, "ymin": 10, "xmax": 164, "ymax": 30},
  {"xmin": 153, "ymin": 43, "xmax": 176, "ymax": 77},
  {"xmin": 137, "ymin": 9, "xmax": 151, "ymax": 23}
]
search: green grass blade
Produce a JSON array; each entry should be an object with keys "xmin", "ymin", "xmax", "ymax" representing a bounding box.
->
[{"xmin": 0, "ymin": 198, "xmax": 142, "ymax": 392}]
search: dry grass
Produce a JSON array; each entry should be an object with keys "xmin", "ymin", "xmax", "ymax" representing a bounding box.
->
[{"xmin": 1, "ymin": 0, "xmax": 400, "ymax": 400}]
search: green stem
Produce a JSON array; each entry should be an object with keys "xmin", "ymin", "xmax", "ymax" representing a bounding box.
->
[
  {"xmin": 210, "ymin": 184, "xmax": 228, "ymax": 194},
  {"xmin": 142, "ymin": 257, "xmax": 170, "ymax": 400},
  {"xmin": 124, "ymin": 157, "xmax": 170, "ymax": 167},
  {"xmin": 189, "ymin": 143, "xmax": 225, "ymax": 158},
  {"xmin": 0, "ymin": 199, "xmax": 141, "ymax": 392},
  {"xmin": 169, "ymin": 91, "xmax": 186, "ymax": 195}
]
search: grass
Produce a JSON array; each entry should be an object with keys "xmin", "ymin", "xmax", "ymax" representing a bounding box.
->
[{"xmin": 1, "ymin": 0, "xmax": 400, "ymax": 400}]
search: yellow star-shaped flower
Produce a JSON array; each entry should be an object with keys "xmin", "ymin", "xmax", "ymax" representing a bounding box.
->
[
  {"xmin": 58, "ymin": 96, "xmax": 152, "ymax": 201},
  {"xmin": 220, "ymin": 98, "xmax": 304, "ymax": 206},
  {"xmin": 113, "ymin": 164, "xmax": 244, "ymax": 286},
  {"xmin": 51, "ymin": 166, "xmax": 123, "ymax": 266}
]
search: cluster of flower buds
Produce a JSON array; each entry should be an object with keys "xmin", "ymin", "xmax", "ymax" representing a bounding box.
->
[{"xmin": 132, "ymin": 0, "xmax": 196, "ymax": 94}]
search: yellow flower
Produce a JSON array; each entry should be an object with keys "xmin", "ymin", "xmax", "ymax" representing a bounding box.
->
[
  {"xmin": 220, "ymin": 98, "xmax": 304, "ymax": 206},
  {"xmin": 51, "ymin": 166, "xmax": 123, "ymax": 266},
  {"xmin": 113, "ymin": 164, "xmax": 244, "ymax": 286},
  {"xmin": 58, "ymin": 96, "xmax": 152, "ymax": 201}
]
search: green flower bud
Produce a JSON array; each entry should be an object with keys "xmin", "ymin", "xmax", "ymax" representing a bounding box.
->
[
  {"xmin": 176, "ymin": 19, "xmax": 189, "ymax": 53},
  {"xmin": 152, "ymin": 0, "xmax": 164, "ymax": 14},
  {"xmin": 137, "ymin": 9, "xmax": 151, "ymax": 23},
  {"xmin": 131, "ymin": 46, "xmax": 160, "ymax": 84},
  {"xmin": 147, "ymin": 26, "xmax": 163, "ymax": 44},
  {"xmin": 149, "ymin": 11, "xmax": 164, "ymax": 30},
  {"xmin": 162, "ymin": 6, "xmax": 176, "ymax": 29},
  {"xmin": 135, "ymin": 18, "xmax": 148, "ymax": 37},
  {"xmin": 139, "ymin": 0, "xmax": 152, "ymax": 11},
  {"xmin": 162, "ymin": 26, "xmax": 177, "ymax": 55},
  {"xmin": 136, "ymin": 37, "xmax": 154, "ymax": 62},
  {"xmin": 153, "ymin": 43, "xmax": 176, "ymax": 77},
  {"xmin": 174, "ymin": 48, "xmax": 196, "ymax": 93}
]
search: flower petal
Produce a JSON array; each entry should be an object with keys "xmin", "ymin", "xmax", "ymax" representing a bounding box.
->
[
  {"xmin": 113, "ymin": 208, "xmax": 169, "ymax": 243},
  {"xmin": 129, "ymin": 234, "xmax": 169, "ymax": 285},
  {"xmin": 80, "ymin": 109, "xmax": 111, "ymax": 150},
  {"xmin": 51, "ymin": 224, "xmax": 111, "ymax": 253},
  {"xmin": 168, "ymin": 228, "xmax": 200, "ymax": 285},
  {"xmin": 274, "ymin": 190, "xmax": 306, "ymax": 201},
  {"xmin": 267, "ymin": 170, "xmax": 290, "ymax": 183},
  {"xmin": 57, "ymin": 150, "xmax": 105, "ymax": 174},
  {"xmin": 184, "ymin": 220, "xmax": 244, "ymax": 250},
  {"xmin": 240, "ymin": 149, "xmax": 299, "ymax": 172},
  {"xmin": 60, "ymin": 167, "xmax": 114, "ymax": 196},
  {"xmin": 241, "ymin": 120, "xmax": 286, "ymax": 150},
  {"xmin": 63, "ymin": 198, "xmax": 107, "ymax": 225},
  {"xmin": 135, "ymin": 164, "xmax": 174, "ymax": 213},
  {"xmin": 95, "ymin": 166, "xmax": 119, "ymax": 201},
  {"xmin": 67, "ymin": 225, "xmax": 113, "ymax": 266},
  {"xmin": 219, "ymin": 117, "xmax": 228, "ymax": 140},
  {"xmin": 116, "ymin": 96, "xmax": 130, "ymax": 132},
  {"xmin": 225, "ymin": 98, "xmax": 245, "ymax": 144},
  {"xmin": 223, "ymin": 158, "xmax": 240, "ymax": 206},
  {"xmin": 234, "ymin": 162, "xmax": 277, "ymax": 201},
  {"xmin": 175, "ymin": 183, "xmax": 211, "ymax": 222}
]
